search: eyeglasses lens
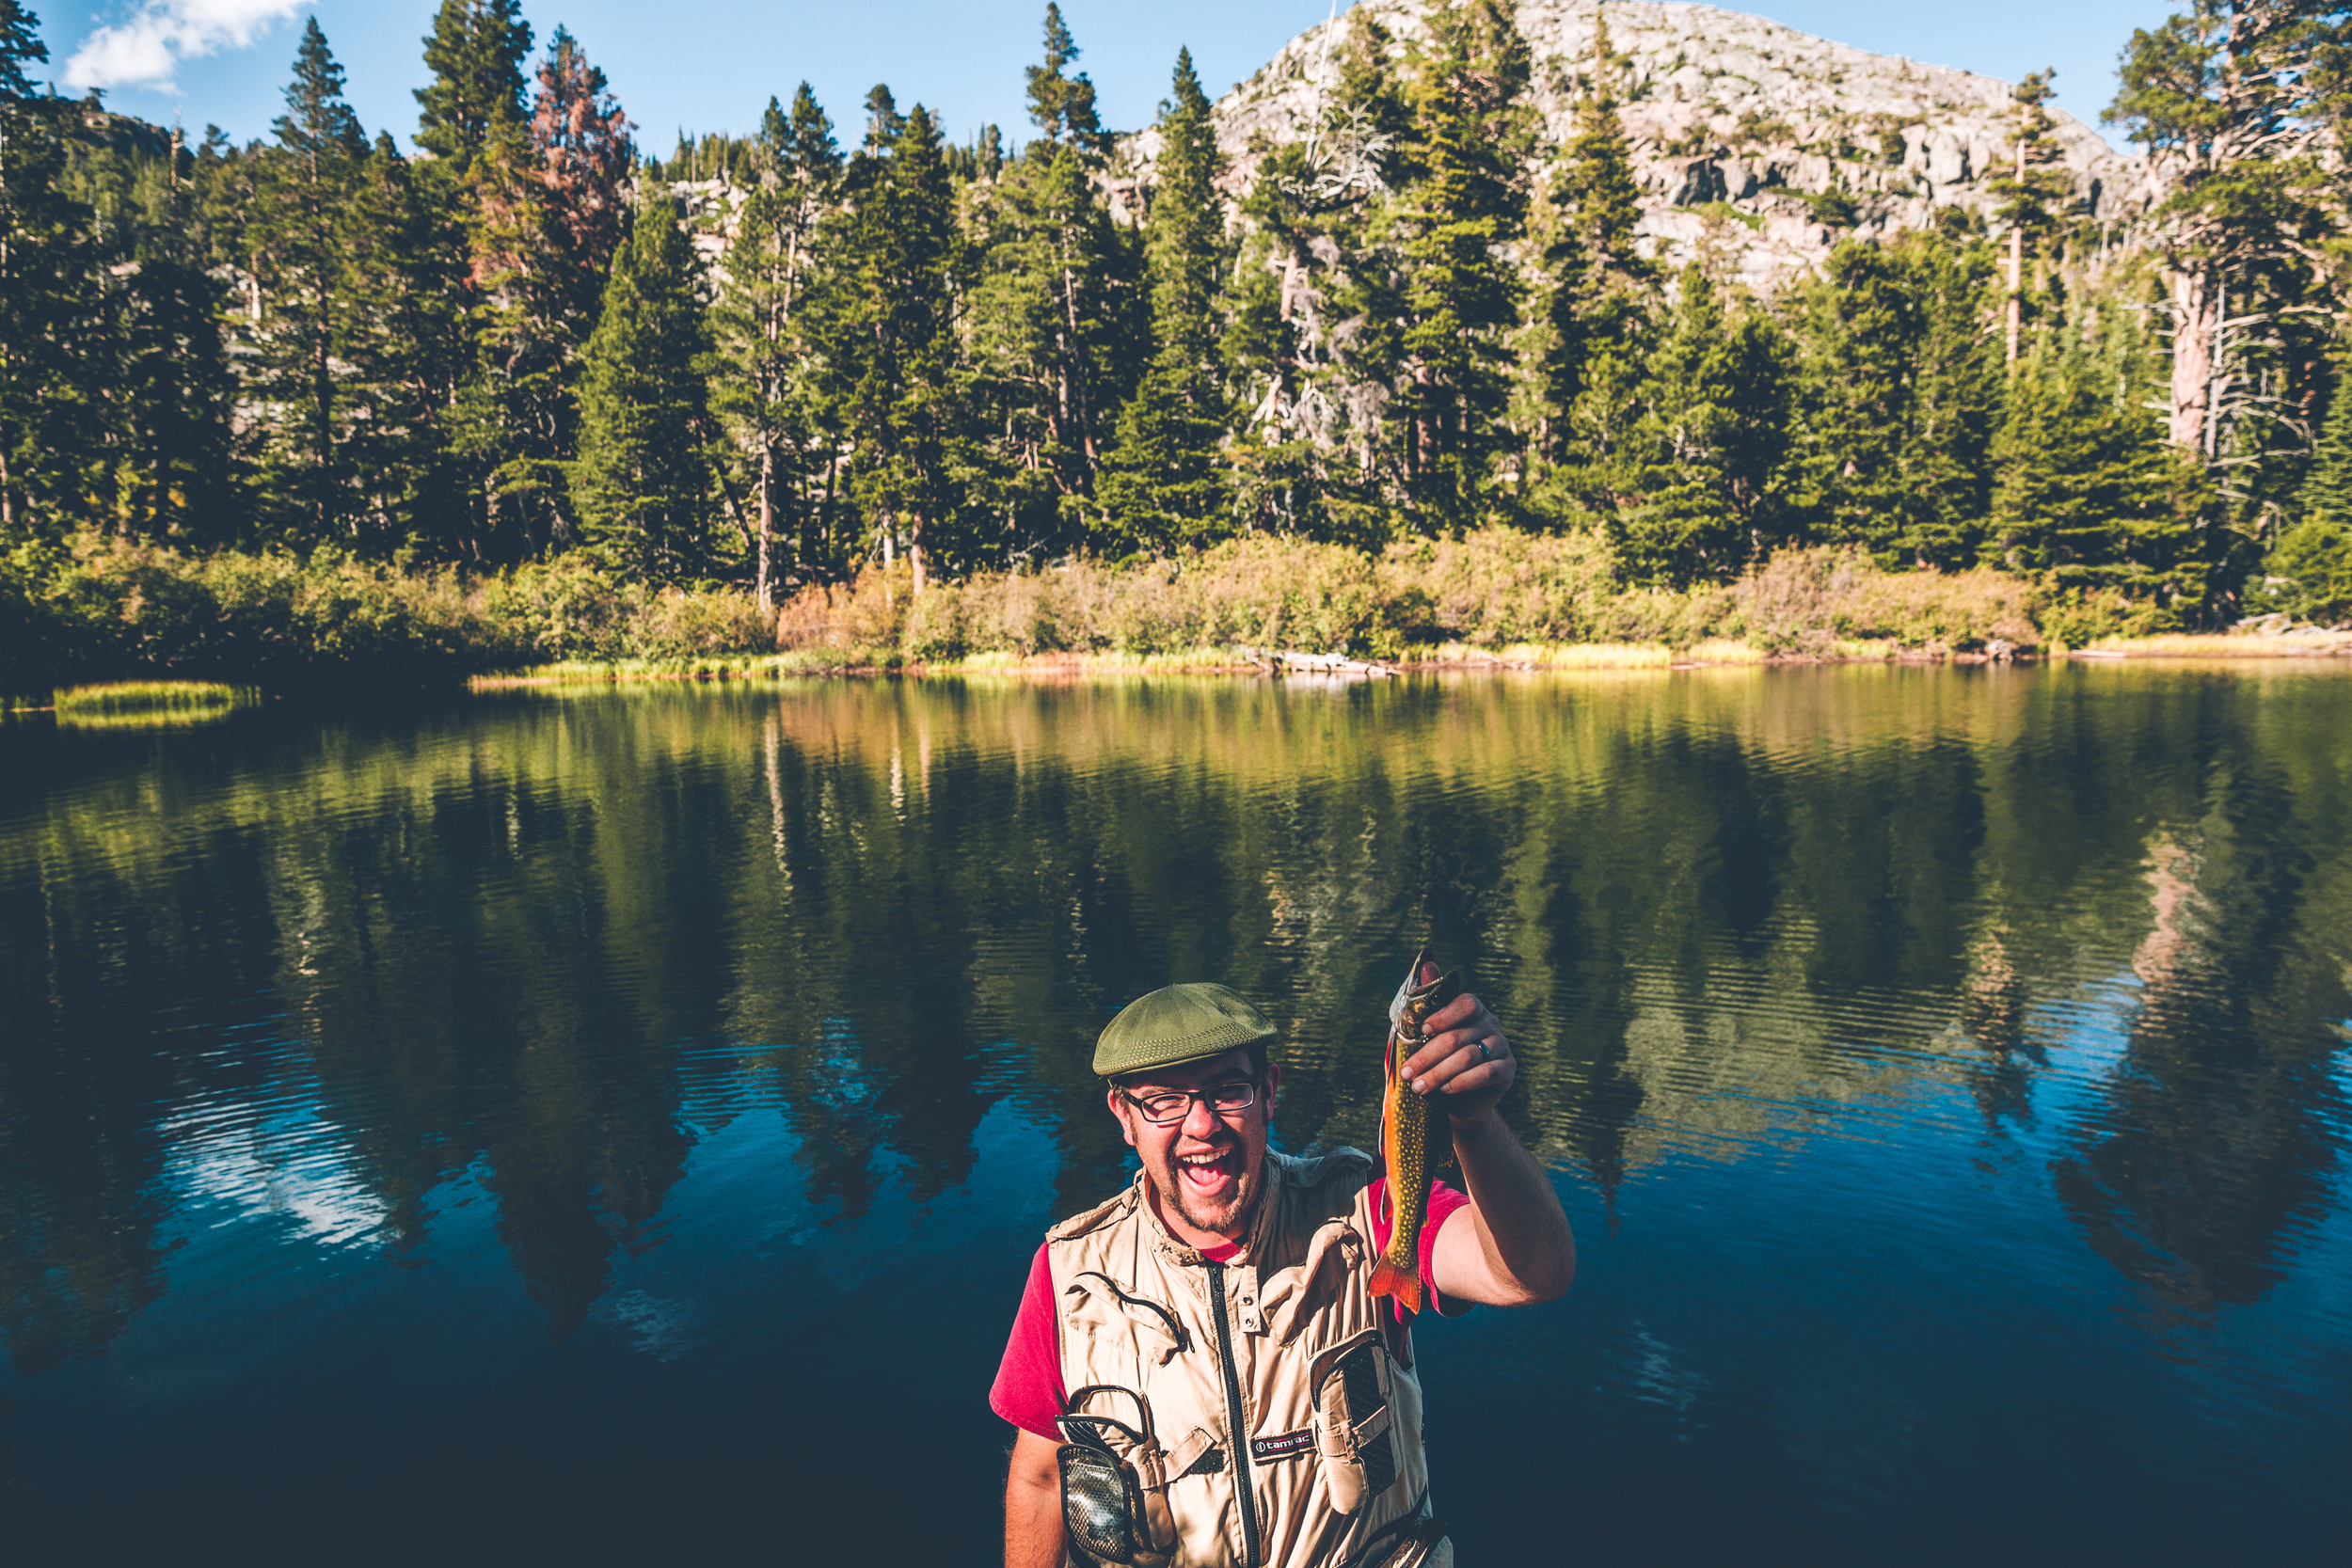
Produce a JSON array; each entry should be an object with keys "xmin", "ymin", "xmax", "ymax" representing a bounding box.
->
[{"xmin": 1135, "ymin": 1083, "xmax": 1255, "ymax": 1124}]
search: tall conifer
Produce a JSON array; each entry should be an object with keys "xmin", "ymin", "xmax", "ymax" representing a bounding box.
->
[
  {"xmin": 246, "ymin": 18, "xmax": 368, "ymax": 538},
  {"xmin": 834, "ymin": 103, "xmax": 967, "ymax": 591},
  {"xmin": 1397, "ymin": 0, "xmax": 1532, "ymax": 529},
  {"xmin": 1613, "ymin": 266, "xmax": 1790, "ymax": 584},
  {"xmin": 1989, "ymin": 354, "xmax": 2185, "ymax": 597},
  {"xmin": 529, "ymin": 28, "xmax": 633, "ymax": 326},
  {"xmin": 969, "ymin": 9, "xmax": 1140, "ymax": 547},
  {"xmin": 1988, "ymin": 70, "xmax": 2063, "ymax": 368},
  {"xmin": 105, "ymin": 131, "xmax": 238, "ymax": 541},
  {"xmin": 415, "ymin": 0, "xmax": 532, "ymax": 172},
  {"xmin": 0, "ymin": 1, "xmax": 94, "ymax": 533},
  {"xmin": 0, "ymin": 0, "xmax": 43, "ymax": 99},
  {"xmin": 573, "ymin": 189, "xmax": 712, "ymax": 578},
  {"xmin": 1537, "ymin": 8, "xmax": 1651, "ymax": 490},
  {"xmin": 1788, "ymin": 232, "xmax": 1998, "ymax": 566},
  {"xmin": 712, "ymin": 86, "xmax": 840, "ymax": 601},
  {"xmin": 2266, "ymin": 367, "xmax": 2352, "ymax": 620},
  {"xmin": 342, "ymin": 132, "xmax": 468, "ymax": 548},
  {"xmin": 454, "ymin": 26, "xmax": 633, "ymax": 558},
  {"xmin": 1220, "ymin": 7, "xmax": 1405, "ymax": 546},
  {"xmin": 1098, "ymin": 48, "xmax": 1230, "ymax": 553},
  {"xmin": 1025, "ymin": 4, "xmax": 1108, "ymax": 154}
]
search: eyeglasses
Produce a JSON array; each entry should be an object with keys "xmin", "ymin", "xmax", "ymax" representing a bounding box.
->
[{"xmin": 1120, "ymin": 1080, "xmax": 1259, "ymax": 1126}]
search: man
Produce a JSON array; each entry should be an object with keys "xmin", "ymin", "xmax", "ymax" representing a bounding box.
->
[{"xmin": 992, "ymin": 977, "xmax": 1576, "ymax": 1567}]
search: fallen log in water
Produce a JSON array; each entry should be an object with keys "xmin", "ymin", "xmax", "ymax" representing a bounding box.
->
[{"xmin": 1237, "ymin": 647, "xmax": 1398, "ymax": 678}]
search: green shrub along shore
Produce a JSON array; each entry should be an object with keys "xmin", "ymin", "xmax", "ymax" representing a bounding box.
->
[{"xmin": 8, "ymin": 525, "xmax": 2278, "ymax": 705}]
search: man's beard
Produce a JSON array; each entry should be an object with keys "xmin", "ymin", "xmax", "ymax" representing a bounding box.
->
[{"xmin": 1155, "ymin": 1154, "xmax": 1262, "ymax": 1238}]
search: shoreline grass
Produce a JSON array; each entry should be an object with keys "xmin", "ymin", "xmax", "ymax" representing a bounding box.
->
[
  {"xmin": 461, "ymin": 638, "xmax": 2009, "ymax": 688},
  {"xmin": 14, "ymin": 527, "xmax": 2347, "ymax": 705},
  {"xmin": 2075, "ymin": 631, "xmax": 2352, "ymax": 659},
  {"xmin": 52, "ymin": 680, "xmax": 257, "ymax": 727},
  {"xmin": 461, "ymin": 629, "xmax": 2352, "ymax": 690}
]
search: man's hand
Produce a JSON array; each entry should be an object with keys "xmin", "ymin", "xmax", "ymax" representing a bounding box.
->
[
  {"xmin": 1401, "ymin": 974, "xmax": 1515, "ymax": 1124},
  {"xmin": 1005, "ymin": 1428, "xmax": 1065, "ymax": 1568}
]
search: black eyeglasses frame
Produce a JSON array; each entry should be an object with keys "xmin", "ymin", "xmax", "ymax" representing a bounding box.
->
[{"xmin": 1117, "ymin": 1077, "xmax": 1262, "ymax": 1127}]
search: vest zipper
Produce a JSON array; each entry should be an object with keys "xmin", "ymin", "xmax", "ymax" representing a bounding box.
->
[{"xmin": 1204, "ymin": 1260, "xmax": 1263, "ymax": 1567}]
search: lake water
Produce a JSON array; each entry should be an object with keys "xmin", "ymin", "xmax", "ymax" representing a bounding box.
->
[{"xmin": 2, "ymin": 667, "xmax": 2346, "ymax": 1561}]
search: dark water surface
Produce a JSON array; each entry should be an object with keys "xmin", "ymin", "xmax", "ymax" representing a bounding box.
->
[{"xmin": 2, "ymin": 667, "xmax": 2346, "ymax": 1562}]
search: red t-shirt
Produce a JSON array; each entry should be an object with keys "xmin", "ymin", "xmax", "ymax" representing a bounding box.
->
[{"xmin": 988, "ymin": 1176, "xmax": 1471, "ymax": 1441}]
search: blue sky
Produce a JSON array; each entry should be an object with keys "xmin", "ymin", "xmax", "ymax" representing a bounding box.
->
[{"xmin": 26, "ymin": 2, "xmax": 2176, "ymax": 154}]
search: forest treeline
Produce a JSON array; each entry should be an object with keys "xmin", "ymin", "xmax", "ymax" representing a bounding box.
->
[{"xmin": 5, "ymin": 0, "xmax": 2352, "ymax": 692}]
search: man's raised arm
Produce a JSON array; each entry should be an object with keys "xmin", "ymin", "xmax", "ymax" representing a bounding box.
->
[{"xmin": 1405, "ymin": 990, "xmax": 1578, "ymax": 1307}]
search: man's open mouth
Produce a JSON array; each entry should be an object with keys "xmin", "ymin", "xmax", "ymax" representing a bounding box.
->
[{"xmin": 1176, "ymin": 1147, "xmax": 1236, "ymax": 1195}]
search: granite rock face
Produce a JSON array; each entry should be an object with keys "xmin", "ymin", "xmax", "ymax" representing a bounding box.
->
[{"xmin": 1120, "ymin": 0, "xmax": 2153, "ymax": 292}]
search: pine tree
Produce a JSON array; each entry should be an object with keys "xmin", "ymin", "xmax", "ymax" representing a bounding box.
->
[
  {"xmin": 711, "ymin": 85, "xmax": 840, "ymax": 601},
  {"xmin": 830, "ymin": 101, "xmax": 969, "ymax": 591},
  {"xmin": 446, "ymin": 120, "xmax": 562, "ymax": 553},
  {"xmin": 1097, "ymin": 48, "xmax": 1229, "ymax": 554},
  {"xmin": 1396, "ymin": 0, "xmax": 1532, "ymax": 530},
  {"xmin": 99, "ymin": 131, "xmax": 238, "ymax": 541},
  {"xmin": 415, "ymin": 0, "xmax": 532, "ymax": 172},
  {"xmin": 1555, "ymin": 14, "xmax": 1641, "ymax": 283},
  {"xmin": 1025, "ymin": 4, "xmax": 1108, "ymax": 155},
  {"xmin": 1989, "ymin": 352, "xmax": 2187, "ymax": 599},
  {"xmin": 1536, "ymin": 8, "xmax": 1652, "ymax": 495},
  {"xmin": 2266, "ymin": 363, "xmax": 2352, "ymax": 621},
  {"xmin": 2112, "ymin": 2, "xmax": 2336, "ymax": 455},
  {"xmin": 1, "ymin": 0, "xmax": 43, "ymax": 100},
  {"xmin": 572, "ymin": 187, "xmax": 712, "ymax": 578},
  {"xmin": 0, "ymin": 2, "xmax": 99, "ymax": 533},
  {"xmin": 967, "ymin": 9, "xmax": 1141, "ymax": 548},
  {"xmin": 452, "ymin": 25, "xmax": 634, "ymax": 559},
  {"xmin": 342, "ymin": 132, "xmax": 468, "ymax": 550},
  {"xmin": 1787, "ymin": 231, "xmax": 1999, "ymax": 567},
  {"xmin": 246, "ymin": 17, "xmax": 369, "ymax": 539},
  {"xmin": 528, "ymin": 27, "xmax": 633, "ymax": 328},
  {"xmin": 1988, "ymin": 69, "xmax": 2064, "ymax": 368},
  {"xmin": 1612, "ymin": 266, "xmax": 1791, "ymax": 585}
]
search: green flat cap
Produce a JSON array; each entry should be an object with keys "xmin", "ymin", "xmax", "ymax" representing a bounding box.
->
[{"xmin": 1094, "ymin": 983, "xmax": 1277, "ymax": 1078}]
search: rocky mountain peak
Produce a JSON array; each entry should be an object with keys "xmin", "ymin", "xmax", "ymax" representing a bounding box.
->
[{"xmin": 1123, "ymin": 0, "xmax": 2151, "ymax": 290}]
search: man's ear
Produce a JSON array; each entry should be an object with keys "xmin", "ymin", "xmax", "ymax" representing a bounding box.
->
[
  {"xmin": 1106, "ymin": 1085, "xmax": 1138, "ymax": 1148},
  {"xmin": 1263, "ymin": 1062, "xmax": 1281, "ymax": 1101}
]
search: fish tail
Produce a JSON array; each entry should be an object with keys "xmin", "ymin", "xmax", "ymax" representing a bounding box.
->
[{"xmin": 1369, "ymin": 1251, "xmax": 1423, "ymax": 1316}]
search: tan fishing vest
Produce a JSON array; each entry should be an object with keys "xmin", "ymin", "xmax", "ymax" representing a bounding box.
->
[{"xmin": 1046, "ymin": 1148, "xmax": 1452, "ymax": 1568}]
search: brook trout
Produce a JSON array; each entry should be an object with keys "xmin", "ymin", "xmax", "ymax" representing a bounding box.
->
[{"xmin": 1370, "ymin": 948, "xmax": 1462, "ymax": 1317}]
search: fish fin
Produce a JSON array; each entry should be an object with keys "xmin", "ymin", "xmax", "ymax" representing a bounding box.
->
[{"xmin": 1369, "ymin": 1253, "xmax": 1422, "ymax": 1317}]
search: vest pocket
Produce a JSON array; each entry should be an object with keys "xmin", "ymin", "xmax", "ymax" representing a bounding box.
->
[
  {"xmin": 1058, "ymin": 1386, "xmax": 1183, "ymax": 1566},
  {"xmin": 1309, "ymin": 1328, "xmax": 1401, "ymax": 1516},
  {"xmin": 1058, "ymin": 1437, "xmax": 1152, "ymax": 1564}
]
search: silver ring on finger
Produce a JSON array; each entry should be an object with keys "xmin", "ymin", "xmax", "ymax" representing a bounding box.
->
[{"xmin": 1476, "ymin": 1038, "xmax": 1492, "ymax": 1062}]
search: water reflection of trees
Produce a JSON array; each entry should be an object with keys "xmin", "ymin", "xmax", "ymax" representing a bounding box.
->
[
  {"xmin": 2, "ymin": 668, "xmax": 2348, "ymax": 1368},
  {"xmin": 2053, "ymin": 760, "xmax": 2349, "ymax": 1325}
]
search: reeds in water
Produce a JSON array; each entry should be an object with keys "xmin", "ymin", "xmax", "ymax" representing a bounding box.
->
[{"xmin": 53, "ymin": 681, "xmax": 255, "ymax": 727}]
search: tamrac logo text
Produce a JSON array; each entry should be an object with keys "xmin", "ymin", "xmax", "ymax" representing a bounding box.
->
[{"xmin": 1251, "ymin": 1429, "xmax": 1316, "ymax": 1463}]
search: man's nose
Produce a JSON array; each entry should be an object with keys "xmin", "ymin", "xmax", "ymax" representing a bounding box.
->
[{"xmin": 1181, "ymin": 1092, "xmax": 1220, "ymax": 1139}]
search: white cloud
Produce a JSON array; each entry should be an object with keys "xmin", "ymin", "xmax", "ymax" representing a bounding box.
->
[{"xmin": 62, "ymin": 1, "xmax": 306, "ymax": 93}]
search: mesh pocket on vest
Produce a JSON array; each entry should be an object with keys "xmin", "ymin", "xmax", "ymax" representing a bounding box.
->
[
  {"xmin": 1059, "ymin": 1443, "xmax": 1139, "ymax": 1563},
  {"xmin": 1338, "ymin": 1340, "xmax": 1396, "ymax": 1497}
]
